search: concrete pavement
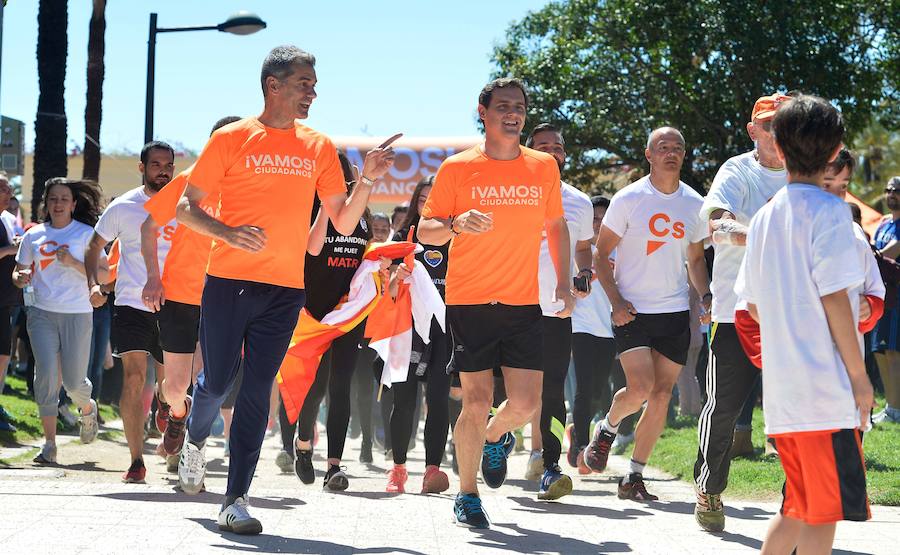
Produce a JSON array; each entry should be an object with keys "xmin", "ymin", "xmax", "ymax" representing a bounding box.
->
[{"xmin": 0, "ymin": 420, "xmax": 896, "ymax": 554}]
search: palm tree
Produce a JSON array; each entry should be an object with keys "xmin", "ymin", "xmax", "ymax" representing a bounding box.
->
[
  {"xmin": 32, "ymin": 0, "xmax": 68, "ymax": 221},
  {"xmin": 82, "ymin": 0, "xmax": 106, "ymax": 183}
]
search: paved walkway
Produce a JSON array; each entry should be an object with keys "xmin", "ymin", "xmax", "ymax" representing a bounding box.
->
[{"xmin": 0, "ymin": 420, "xmax": 896, "ymax": 554}]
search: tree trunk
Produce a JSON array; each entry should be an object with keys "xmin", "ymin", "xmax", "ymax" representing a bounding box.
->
[
  {"xmin": 82, "ymin": 0, "xmax": 105, "ymax": 183},
  {"xmin": 33, "ymin": 0, "xmax": 68, "ymax": 221}
]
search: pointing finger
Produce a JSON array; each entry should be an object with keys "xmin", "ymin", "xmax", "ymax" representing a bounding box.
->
[{"xmin": 377, "ymin": 133, "xmax": 403, "ymax": 149}]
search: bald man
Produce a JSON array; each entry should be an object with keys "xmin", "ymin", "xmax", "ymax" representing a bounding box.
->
[{"xmin": 583, "ymin": 127, "xmax": 711, "ymax": 501}]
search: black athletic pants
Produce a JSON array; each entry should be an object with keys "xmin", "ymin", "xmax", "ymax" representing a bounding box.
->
[
  {"xmin": 352, "ymin": 339, "xmax": 376, "ymax": 449},
  {"xmin": 539, "ymin": 316, "xmax": 572, "ymax": 469},
  {"xmin": 280, "ymin": 324, "xmax": 365, "ymax": 460},
  {"xmin": 571, "ymin": 333, "xmax": 617, "ymax": 448},
  {"xmin": 389, "ymin": 325, "xmax": 452, "ymax": 466},
  {"xmin": 693, "ymin": 323, "xmax": 760, "ymax": 495}
]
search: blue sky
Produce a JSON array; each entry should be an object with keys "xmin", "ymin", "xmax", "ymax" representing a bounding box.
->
[{"xmin": 1, "ymin": 1, "xmax": 549, "ymax": 154}]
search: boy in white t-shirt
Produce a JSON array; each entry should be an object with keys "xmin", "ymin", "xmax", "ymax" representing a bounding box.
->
[{"xmin": 735, "ymin": 95, "xmax": 873, "ymax": 554}]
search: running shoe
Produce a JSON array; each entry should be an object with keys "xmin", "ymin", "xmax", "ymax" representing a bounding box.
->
[
  {"xmin": 122, "ymin": 459, "xmax": 146, "ymax": 483},
  {"xmin": 421, "ymin": 465, "xmax": 449, "ymax": 494},
  {"xmin": 33, "ymin": 442, "xmax": 57, "ymax": 464},
  {"xmin": 584, "ymin": 428, "xmax": 616, "ymax": 472},
  {"xmin": 873, "ymin": 406, "xmax": 900, "ymax": 424},
  {"xmin": 610, "ymin": 432, "xmax": 634, "ymax": 455},
  {"xmin": 524, "ymin": 450, "xmax": 543, "ymax": 481},
  {"xmin": 386, "ymin": 464, "xmax": 408, "ymax": 493},
  {"xmin": 218, "ymin": 495, "xmax": 263, "ymax": 535},
  {"xmin": 564, "ymin": 423, "xmax": 579, "ymax": 468},
  {"xmin": 162, "ymin": 396, "xmax": 191, "ymax": 456},
  {"xmin": 79, "ymin": 399, "xmax": 99, "ymax": 444},
  {"xmin": 275, "ymin": 450, "xmax": 293, "ymax": 473},
  {"xmin": 695, "ymin": 489, "xmax": 725, "ymax": 532},
  {"xmin": 0, "ymin": 420, "xmax": 16, "ymax": 433},
  {"xmin": 179, "ymin": 441, "xmax": 206, "ymax": 494},
  {"xmin": 155, "ymin": 392, "xmax": 170, "ymax": 435},
  {"xmin": 454, "ymin": 492, "xmax": 489, "ymax": 529},
  {"xmin": 323, "ymin": 465, "xmax": 349, "ymax": 491},
  {"xmin": 294, "ymin": 447, "xmax": 315, "ymax": 485},
  {"xmin": 576, "ymin": 448, "xmax": 591, "ymax": 475},
  {"xmin": 58, "ymin": 404, "xmax": 78, "ymax": 428},
  {"xmin": 537, "ymin": 464, "xmax": 573, "ymax": 501},
  {"xmin": 481, "ymin": 431, "xmax": 515, "ymax": 488},
  {"xmin": 513, "ymin": 427, "xmax": 525, "ymax": 453},
  {"xmin": 166, "ymin": 453, "xmax": 179, "ymax": 474},
  {"xmin": 359, "ymin": 440, "xmax": 373, "ymax": 464},
  {"xmin": 617, "ymin": 473, "xmax": 658, "ymax": 501}
]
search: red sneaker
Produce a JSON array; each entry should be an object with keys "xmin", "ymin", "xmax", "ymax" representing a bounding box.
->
[
  {"xmin": 576, "ymin": 449, "xmax": 591, "ymax": 475},
  {"xmin": 421, "ymin": 465, "xmax": 449, "ymax": 494},
  {"xmin": 122, "ymin": 459, "xmax": 147, "ymax": 484},
  {"xmin": 155, "ymin": 391, "xmax": 170, "ymax": 435},
  {"xmin": 386, "ymin": 465, "xmax": 408, "ymax": 493}
]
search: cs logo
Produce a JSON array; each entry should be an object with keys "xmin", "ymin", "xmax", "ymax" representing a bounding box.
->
[{"xmin": 646, "ymin": 213, "xmax": 684, "ymax": 255}]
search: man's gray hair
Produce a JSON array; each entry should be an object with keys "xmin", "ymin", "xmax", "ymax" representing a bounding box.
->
[
  {"xmin": 260, "ymin": 45, "xmax": 316, "ymax": 96},
  {"xmin": 889, "ymin": 176, "xmax": 900, "ymax": 189}
]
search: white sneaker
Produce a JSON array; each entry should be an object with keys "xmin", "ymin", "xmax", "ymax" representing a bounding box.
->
[
  {"xmin": 218, "ymin": 495, "xmax": 262, "ymax": 535},
  {"xmin": 611, "ymin": 432, "xmax": 635, "ymax": 455},
  {"xmin": 525, "ymin": 450, "xmax": 543, "ymax": 481},
  {"xmin": 58, "ymin": 404, "xmax": 77, "ymax": 427},
  {"xmin": 79, "ymin": 400, "xmax": 99, "ymax": 444},
  {"xmin": 179, "ymin": 439, "xmax": 206, "ymax": 494},
  {"xmin": 873, "ymin": 407, "xmax": 900, "ymax": 425},
  {"xmin": 33, "ymin": 442, "xmax": 57, "ymax": 464}
]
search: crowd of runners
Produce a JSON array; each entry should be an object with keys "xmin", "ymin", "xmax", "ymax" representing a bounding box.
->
[{"xmin": 0, "ymin": 44, "xmax": 895, "ymax": 554}]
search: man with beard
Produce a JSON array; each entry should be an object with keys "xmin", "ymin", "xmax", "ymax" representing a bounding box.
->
[
  {"xmin": 85, "ymin": 141, "xmax": 176, "ymax": 483},
  {"xmin": 871, "ymin": 175, "xmax": 900, "ymax": 424},
  {"xmin": 524, "ymin": 123, "xmax": 594, "ymax": 501}
]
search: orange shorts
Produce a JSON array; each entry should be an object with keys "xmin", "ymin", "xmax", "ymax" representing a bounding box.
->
[{"xmin": 773, "ymin": 428, "xmax": 870, "ymax": 525}]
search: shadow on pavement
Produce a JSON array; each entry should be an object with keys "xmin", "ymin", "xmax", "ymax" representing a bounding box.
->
[
  {"xmin": 337, "ymin": 490, "xmax": 403, "ymax": 500},
  {"xmin": 189, "ymin": 518, "xmax": 427, "ymax": 554},
  {"xmin": 472, "ymin": 522, "xmax": 631, "ymax": 553},
  {"xmin": 644, "ymin": 500, "xmax": 773, "ymax": 521},
  {"xmin": 97, "ymin": 490, "xmax": 305, "ymax": 509},
  {"xmin": 508, "ymin": 496, "xmax": 651, "ymax": 520}
]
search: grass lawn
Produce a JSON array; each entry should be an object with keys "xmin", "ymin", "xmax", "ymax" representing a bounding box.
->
[
  {"xmin": 0, "ymin": 375, "xmax": 119, "ymax": 447},
  {"xmin": 632, "ymin": 403, "xmax": 900, "ymax": 506}
]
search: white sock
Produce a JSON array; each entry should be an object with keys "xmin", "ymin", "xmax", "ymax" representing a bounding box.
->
[
  {"xmin": 601, "ymin": 416, "xmax": 620, "ymax": 434},
  {"xmin": 628, "ymin": 459, "xmax": 646, "ymax": 480}
]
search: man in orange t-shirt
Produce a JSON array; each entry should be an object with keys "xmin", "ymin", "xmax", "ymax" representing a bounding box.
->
[
  {"xmin": 172, "ymin": 46, "xmax": 397, "ymax": 535},
  {"xmin": 419, "ymin": 77, "xmax": 574, "ymax": 529},
  {"xmin": 139, "ymin": 116, "xmax": 240, "ymax": 461}
]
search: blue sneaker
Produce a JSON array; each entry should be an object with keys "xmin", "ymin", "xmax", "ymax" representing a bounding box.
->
[
  {"xmin": 454, "ymin": 492, "xmax": 489, "ymax": 528},
  {"xmin": 481, "ymin": 431, "xmax": 515, "ymax": 488},
  {"xmin": 537, "ymin": 464, "xmax": 573, "ymax": 501}
]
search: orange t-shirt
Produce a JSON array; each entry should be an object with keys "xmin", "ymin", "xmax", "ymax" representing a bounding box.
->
[
  {"xmin": 188, "ymin": 118, "xmax": 346, "ymax": 289},
  {"xmin": 422, "ymin": 145, "xmax": 563, "ymax": 306},
  {"xmin": 144, "ymin": 165, "xmax": 214, "ymax": 306}
]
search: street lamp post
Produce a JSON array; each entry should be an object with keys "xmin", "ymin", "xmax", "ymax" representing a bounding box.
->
[{"xmin": 144, "ymin": 11, "xmax": 266, "ymax": 145}]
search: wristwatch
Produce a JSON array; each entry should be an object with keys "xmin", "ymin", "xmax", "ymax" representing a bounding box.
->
[{"xmin": 359, "ymin": 175, "xmax": 375, "ymax": 187}]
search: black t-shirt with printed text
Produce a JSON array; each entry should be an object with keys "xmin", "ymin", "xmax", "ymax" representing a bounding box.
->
[
  {"xmin": 304, "ymin": 218, "xmax": 370, "ymax": 321},
  {"xmin": 395, "ymin": 227, "xmax": 450, "ymax": 300}
]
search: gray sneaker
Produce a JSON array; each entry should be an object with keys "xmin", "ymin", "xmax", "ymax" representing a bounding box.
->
[
  {"xmin": 275, "ymin": 450, "xmax": 293, "ymax": 473},
  {"xmin": 79, "ymin": 400, "xmax": 99, "ymax": 444},
  {"xmin": 33, "ymin": 442, "xmax": 57, "ymax": 464},
  {"xmin": 611, "ymin": 432, "xmax": 635, "ymax": 455}
]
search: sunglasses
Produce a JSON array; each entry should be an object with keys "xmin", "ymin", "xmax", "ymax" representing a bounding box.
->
[{"xmin": 886, "ymin": 188, "xmax": 899, "ymax": 195}]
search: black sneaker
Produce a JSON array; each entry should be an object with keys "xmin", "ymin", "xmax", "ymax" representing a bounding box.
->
[
  {"xmin": 294, "ymin": 447, "xmax": 315, "ymax": 485},
  {"xmin": 359, "ymin": 441, "xmax": 373, "ymax": 464},
  {"xmin": 584, "ymin": 428, "xmax": 616, "ymax": 473},
  {"xmin": 454, "ymin": 492, "xmax": 489, "ymax": 528},
  {"xmin": 323, "ymin": 464, "xmax": 349, "ymax": 491},
  {"xmin": 481, "ymin": 431, "xmax": 515, "ymax": 489}
]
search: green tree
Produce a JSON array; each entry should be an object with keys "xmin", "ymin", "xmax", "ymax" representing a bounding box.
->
[
  {"xmin": 852, "ymin": 119, "xmax": 900, "ymax": 210},
  {"xmin": 32, "ymin": 0, "xmax": 68, "ymax": 220},
  {"xmin": 492, "ymin": 0, "xmax": 899, "ymax": 193}
]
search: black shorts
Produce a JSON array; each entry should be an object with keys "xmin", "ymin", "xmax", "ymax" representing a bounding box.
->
[
  {"xmin": 0, "ymin": 305, "xmax": 11, "ymax": 356},
  {"xmin": 158, "ymin": 300, "xmax": 200, "ymax": 354},
  {"xmin": 111, "ymin": 304, "xmax": 163, "ymax": 364},
  {"xmin": 612, "ymin": 311, "xmax": 690, "ymax": 366},
  {"xmin": 447, "ymin": 303, "xmax": 542, "ymax": 372}
]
